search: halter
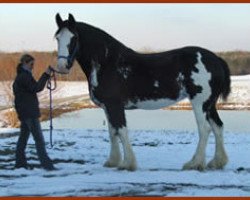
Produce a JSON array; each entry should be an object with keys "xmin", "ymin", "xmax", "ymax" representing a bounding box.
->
[{"xmin": 57, "ymin": 41, "xmax": 79, "ymax": 69}]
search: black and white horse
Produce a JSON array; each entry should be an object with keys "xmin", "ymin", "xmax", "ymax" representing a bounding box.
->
[{"xmin": 55, "ymin": 13, "xmax": 231, "ymax": 171}]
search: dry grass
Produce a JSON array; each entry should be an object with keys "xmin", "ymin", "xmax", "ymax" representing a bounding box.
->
[
  {"xmin": 0, "ymin": 51, "xmax": 87, "ymax": 81},
  {"xmin": 4, "ymin": 109, "xmax": 20, "ymax": 128},
  {"xmin": 217, "ymin": 51, "xmax": 250, "ymax": 75},
  {"xmin": 164, "ymin": 102, "xmax": 250, "ymax": 111}
]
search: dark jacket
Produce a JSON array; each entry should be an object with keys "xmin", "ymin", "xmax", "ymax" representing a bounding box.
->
[{"xmin": 13, "ymin": 65, "xmax": 50, "ymax": 120}]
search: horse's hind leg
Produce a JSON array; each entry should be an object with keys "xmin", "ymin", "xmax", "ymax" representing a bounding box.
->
[
  {"xmin": 104, "ymin": 103, "xmax": 137, "ymax": 171},
  {"xmin": 207, "ymin": 105, "xmax": 228, "ymax": 169},
  {"xmin": 183, "ymin": 101, "xmax": 211, "ymax": 171}
]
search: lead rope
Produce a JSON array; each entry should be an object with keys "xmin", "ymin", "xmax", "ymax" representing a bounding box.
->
[{"xmin": 46, "ymin": 66, "xmax": 57, "ymax": 148}]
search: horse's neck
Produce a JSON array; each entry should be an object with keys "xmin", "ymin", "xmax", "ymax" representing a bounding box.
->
[
  {"xmin": 76, "ymin": 57, "xmax": 91, "ymax": 80},
  {"xmin": 76, "ymin": 45, "xmax": 119, "ymax": 77},
  {"xmin": 76, "ymin": 26, "xmax": 133, "ymax": 81}
]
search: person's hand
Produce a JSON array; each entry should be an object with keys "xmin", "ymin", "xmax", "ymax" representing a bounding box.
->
[{"xmin": 45, "ymin": 66, "xmax": 54, "ymax": 75}]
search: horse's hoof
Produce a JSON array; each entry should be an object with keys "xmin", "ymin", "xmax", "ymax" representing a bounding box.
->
[
  {"xmin": 117, "ymin": 165, "xmax": 126, "ymax": 171},
  {"xmin": 182, "ymin": 161, "xmax": 205, "ymax": 171},
  {"xmin": 207, "ymin": 157, "xmax": 228, "ymax": 169},
  {"xmin": 117, "ymin": 162, "xmax": 137, "ymax": 171},
  {"xmin": 103, "ymin": 160, "xmax": 119, "ymax": 168}
]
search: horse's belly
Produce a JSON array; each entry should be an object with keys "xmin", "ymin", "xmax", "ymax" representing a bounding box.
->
[
  {"xmin": 130, "ymin": 99, "xmax": 176, "ymax": 110},
  {"xmin": 125, "ymin": 98, "xmax": 178, "ymax": 110},
  {"xmin": 125, "ymin": 90, "xmax": 187, "ymax": 110}
]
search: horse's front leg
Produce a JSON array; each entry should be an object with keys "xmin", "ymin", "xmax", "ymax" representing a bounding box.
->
[
  {"xmin": 103, "ymin": 122, "xmax": 122, "ymax": 168},
  {"xmin": 104, "ymin": 102, "xmax": 137, "ymax": 171}
]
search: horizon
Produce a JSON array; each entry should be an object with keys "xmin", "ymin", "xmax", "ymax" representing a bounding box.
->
[
  {"xmin": 1, "ymin": 49, "xmax": 250, "ymax": 54},
  {"xmin": 0, "ymin": 3, "xmax": 250, "ymax": 53}
]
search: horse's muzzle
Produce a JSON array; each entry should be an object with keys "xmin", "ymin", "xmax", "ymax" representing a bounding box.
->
[
  {"xmin": 57, "ymin": 58, "xmax": 70, "ymax": 74},
  {"xmin": 56, "ymin": 66, "xmax": 70, "ymax": 74}
]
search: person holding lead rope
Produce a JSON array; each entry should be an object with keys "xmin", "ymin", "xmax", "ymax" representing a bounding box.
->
[{"xmin": 12, "ymin": 54, "xmax": 56, "ymax": 171}]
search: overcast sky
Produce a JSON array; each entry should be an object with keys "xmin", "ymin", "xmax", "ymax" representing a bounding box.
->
[{"xmin": 0, "ymin": 3, "xmax": 250, "ymax": 52}]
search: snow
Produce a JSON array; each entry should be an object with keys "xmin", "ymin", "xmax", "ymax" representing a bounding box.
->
[
  {"xmin": 0, "ymin": 81, "xmax": 89, "ymax": 107},
  {"xmin": 231, "ymin": 74, "xmax": 250, "ymax": 81},
  {"xmin": 39, "ymin": 81, "xmax": 89, "ymax": 99},
  {"xmin": 0, "ymin": 75, "xmax": 250, "ymax": 196},
  {"xmin": 1, "ymin": 109, "xmax": 250, "ymax": 196},
  {"xmin": 227, "ymin": 75, "xmax": 250, "ymax": 105}
]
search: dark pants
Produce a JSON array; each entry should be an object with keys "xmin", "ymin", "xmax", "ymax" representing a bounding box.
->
[{"xmin": 15, "ymin": 118, "xmax": 54, "ymax": 170}]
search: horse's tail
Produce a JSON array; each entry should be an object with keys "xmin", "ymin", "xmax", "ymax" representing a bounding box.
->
[{"xmin": 219, "ymin": 57, "xmax": 231, "ymax": 101}]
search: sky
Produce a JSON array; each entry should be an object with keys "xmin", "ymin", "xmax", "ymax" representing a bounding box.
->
[{"xmin": 0, "ymin": 3, "xmax": 250, "ymax": 53}]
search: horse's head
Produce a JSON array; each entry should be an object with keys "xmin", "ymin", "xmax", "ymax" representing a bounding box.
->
[{"xmin": 55, "ymin": 13, "xmax": 79, "ymax": 74}]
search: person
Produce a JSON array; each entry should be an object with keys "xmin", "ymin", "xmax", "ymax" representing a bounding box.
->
[{"xmin": 12, "ymin": 54, "xmax": 55, "ymax": 171}]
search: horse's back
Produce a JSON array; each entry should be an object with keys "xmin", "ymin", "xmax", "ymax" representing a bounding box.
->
[{"xmin": 121, "ymin": 46, "xmax": 230, "ymax": 110}]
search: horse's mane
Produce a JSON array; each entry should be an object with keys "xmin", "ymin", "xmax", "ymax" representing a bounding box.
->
[{"xmin": 75, "ymin": 21, "xmax": 130, "ymax": 52}]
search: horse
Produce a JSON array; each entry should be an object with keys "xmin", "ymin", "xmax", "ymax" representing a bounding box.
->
[{"xmin": 54, "ymin": 13, "xmax": 231, "ymax": 171}]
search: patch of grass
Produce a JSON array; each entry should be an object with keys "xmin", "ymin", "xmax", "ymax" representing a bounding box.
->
[
  {"xmin": 4, "ymin": 109, "xmax": 20, "ymax": 128},
  {"xmin": 0, "ymin": 51, "xmax": 87, "ymax": 81}
]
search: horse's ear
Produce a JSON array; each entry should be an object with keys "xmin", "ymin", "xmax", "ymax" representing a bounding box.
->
[
  {"xmin": 68, "ymin": 13, "xmax": 76, "ymax": 27},
  {"xmin": 56, "ymin": 13, "xmax": 63, "ymax": 28}
]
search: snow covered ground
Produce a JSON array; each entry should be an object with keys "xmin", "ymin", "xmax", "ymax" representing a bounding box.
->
[
  {"xmin": 0, "ymin": 109, "xmax": 250, "ymax": 197},
  {"xmin": 0, "ymin": 75, "xmax": 249, "ymax": 196}
]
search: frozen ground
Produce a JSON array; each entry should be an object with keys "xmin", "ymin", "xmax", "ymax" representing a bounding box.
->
[{"xmin": 0, "ymin": 109, "xmax": 250, "ymax": 196}]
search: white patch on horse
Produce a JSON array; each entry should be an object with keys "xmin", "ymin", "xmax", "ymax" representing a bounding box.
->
[
  {"xmin": 191, "ymin": 52, "xmax": 212, "ymax": 102},
  {"xmin": 125, "ymin": 92, "xmax": 187, "ymax": 110},
  {"xmin": 103, "ymin": 115, "xmax": 136, "ymax": 170},
  {"xmin": 105, "ymin": 47, "xmax": 109, "ymax": 58},
  {"xmin": 154, "ymin": 80, "xmax": 159, "ymax": 88},
  {"xmin": 89, "ymin": 61, "xmax": 103, "ymax": 107},
  {"xmin": 183, "ymin": 52, "xmax": 212, "ymax": 170},
  {"xmin": 56, "ymin": 27, "xmax": 74, "ymax": 71},
  {"xmin": 177, "ymin": 73, "xmax": 184, "ymax": 86},
  {"xmin": 116, "ymin": 126, "xmax": 137, "ymax": 170},
  {"xmin": 103, "ymin": 121, "xmax": 121, "ymax": 167},
  {"xmin": 118, "ymin": 67, "xmax": 131, "ymax": 79},
  {"xmin": 207, "ymin": 119, "xmax": 228, "ymax": 169},
  {"xmin": 90, "ymin": 60, "xmax": 101, "ymax": 87}
]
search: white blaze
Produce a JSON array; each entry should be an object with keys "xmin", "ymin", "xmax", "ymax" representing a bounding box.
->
[{"xmin": 56, "ymin": 27, "xmax": 74, "ymax": 73}]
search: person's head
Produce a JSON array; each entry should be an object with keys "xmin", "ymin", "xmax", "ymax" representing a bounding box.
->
[{"xmin": 19, "ymin": 54, "xmax": 35, "ymax": 70}]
